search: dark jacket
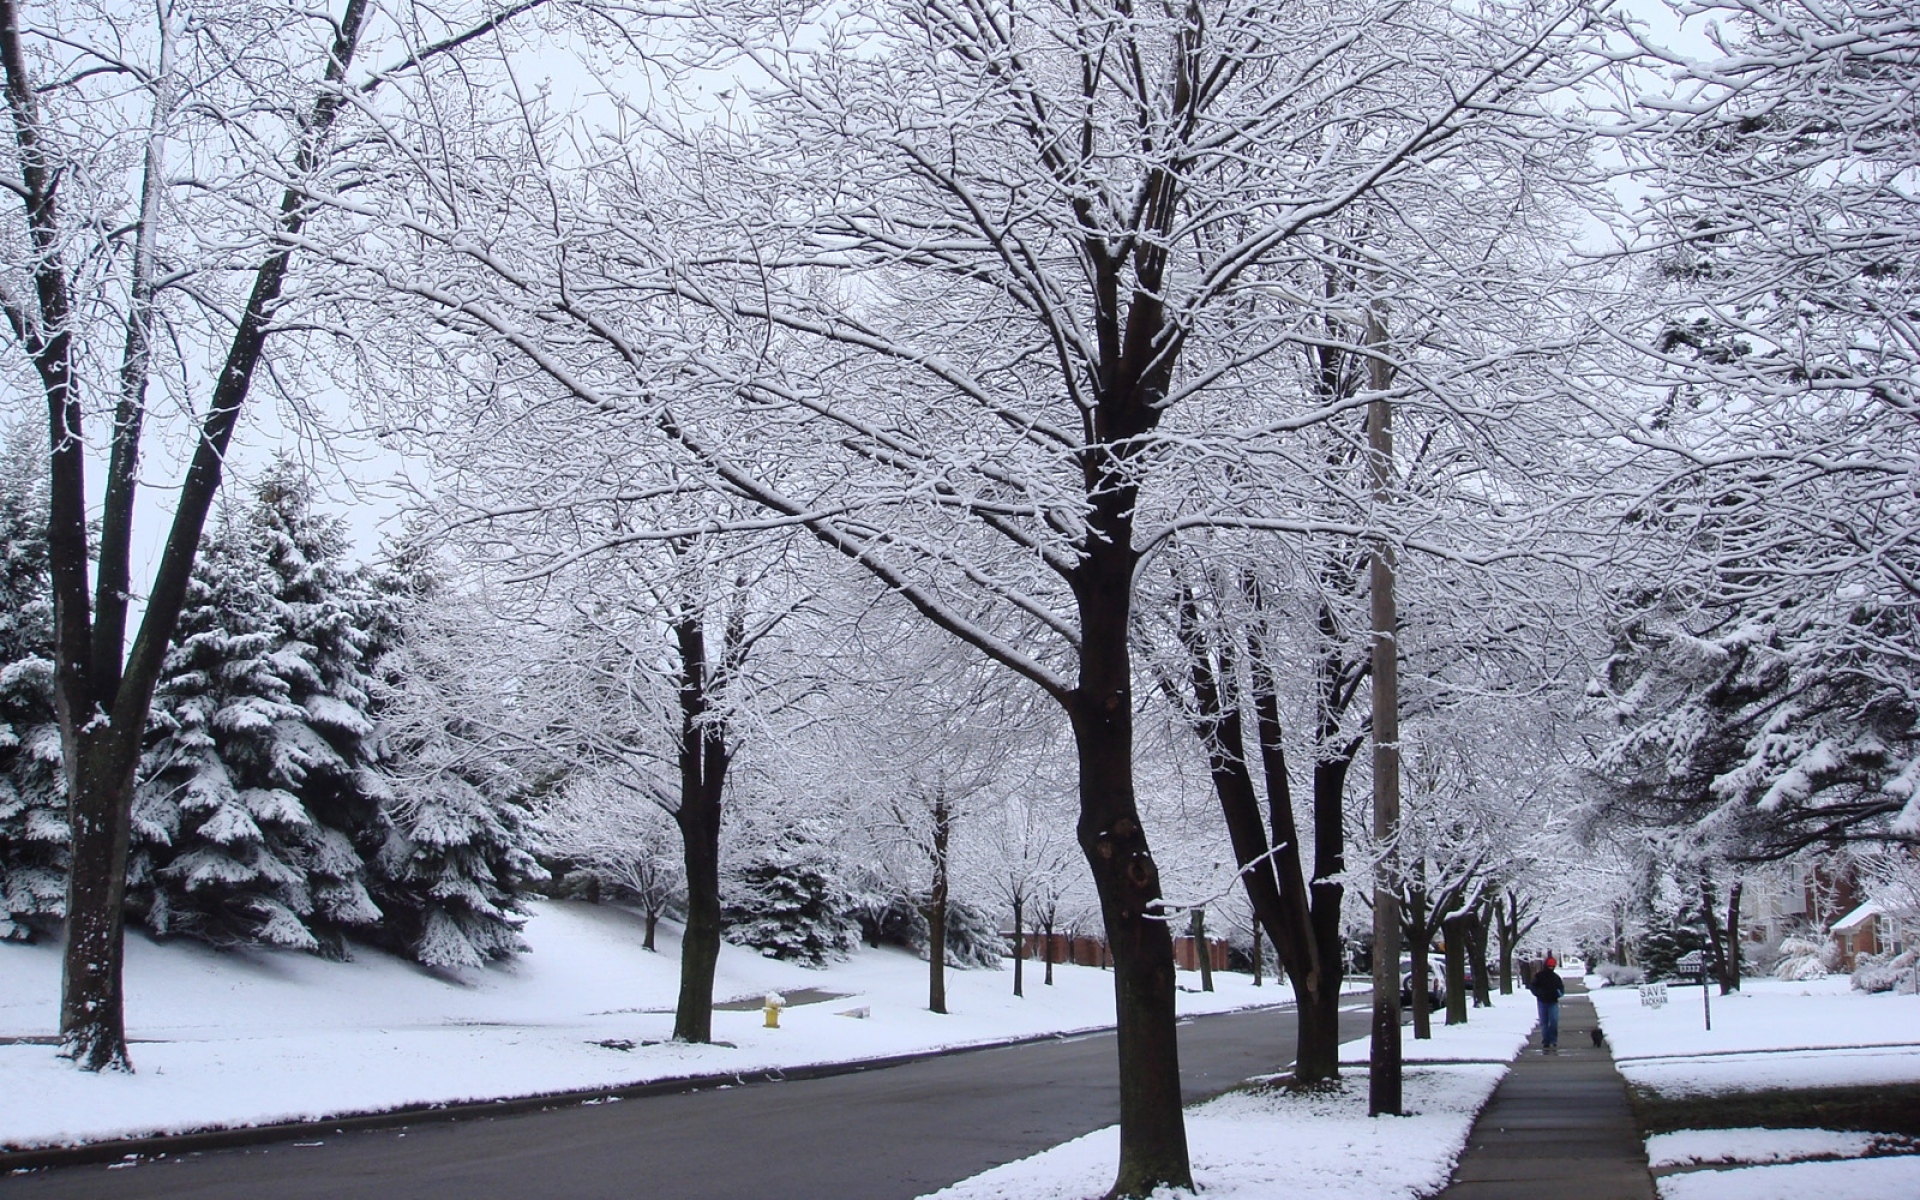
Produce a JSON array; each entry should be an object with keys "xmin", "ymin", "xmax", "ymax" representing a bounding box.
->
[{"xmin": 1528, "ymin": 967, "xmax": 1565, "ymax": 1003}]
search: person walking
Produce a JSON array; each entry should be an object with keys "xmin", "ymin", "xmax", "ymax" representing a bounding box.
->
[{"xmin": 1529, "ymin": 956, "xmax": 1565, "ymax": 1054}]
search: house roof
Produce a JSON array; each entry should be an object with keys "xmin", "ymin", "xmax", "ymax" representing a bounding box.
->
[{"xmin": 1832, "ymin": 901, "xmax": 1884, "ymax": 933}]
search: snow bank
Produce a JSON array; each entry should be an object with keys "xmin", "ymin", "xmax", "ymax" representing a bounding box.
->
[
  {"xmin": 0, "ymin": 900, "xmax": 1287, "ymax": 1151},
  {"xmin": 921, "ymin": 992, "xmax": 1540, "ymax": 1200}
]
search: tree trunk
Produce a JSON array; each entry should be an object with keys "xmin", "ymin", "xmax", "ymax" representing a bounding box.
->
[
  {"xmin": 1012, "ymin": 895, "xmax": 1024, "ymax": 998},
  {"xmin": 1701, "ymin": 874, "xmax": 1743, "ymax": 996},
  {"xmin": 1442, "ymin": 911, "xmax": 1470, "ymax": 1026},
  {"xmin": 1043, "ymin": 917, "xmax": 1056, "ymax": 986},
  {"xmin": 671, "ymin": 612, "xmax": 730, "ymax": 1044},
  {"xmin": 1495, "ymin": 890, "xmax": 1537, "ymax": 997},
  {"xmin": 673, "ymin": 797, "xmax": 723, "ymax": 1043},
  {"xmin": 1723, "ymin": 880, "xmax": 1742, "ymax": 994},
  {"xmin": 57, "ymin": 735, "xmax": 142, "ymax": 1070},
  {"xmin": 926, "ymin": 787, "xmax": 950, "ymax": 1015},
  {"xmin": 644, "ymin": 910, "xmax": 658, "ymax": 952},
  {"xmin": 1177, "ymin": 599, "xmax": 1343, "ymax": 1084},
  {"xmin": 1068, "ymin": 554, "xmax": 1190, "ymax": 1197},
  {"xmin": 1467, "ymin": 906, "xmax": 1493, "ymax": 1008},
  {"xmin": 1306, "ymin": 719, "xmax": 1357, "ymax": 1087},
  {"xmin": 1252, "ymin": 923, "xmax": 1263, "ymax": 987},
  {"xmin": 1406, "ymin": 887, "xmax": 1434, "ymax": 1041},
  {"xmin": 1185, "ymin": 908, "xmax": 1210, "ymax": 992}
]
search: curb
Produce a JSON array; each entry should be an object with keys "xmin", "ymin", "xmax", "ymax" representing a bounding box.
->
[{"xmin": 2, "ymin": 1004, "xmax": 1293, "ymax": 1173}]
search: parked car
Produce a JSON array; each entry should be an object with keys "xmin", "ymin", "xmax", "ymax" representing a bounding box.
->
[{"xmin": 1397, "ymin": 958, "xmax": 1446, "ymax": 1009}]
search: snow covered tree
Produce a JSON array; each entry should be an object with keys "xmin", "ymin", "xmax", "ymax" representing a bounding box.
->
[
  {"xmin": 1591, "ymin": 0, "xmax": 1920, "ymax": 860},
  {"xmin": 363, "ymin": 546, "xmax": 547, "ymax": 971},
  {"xmin": 722, "ymin": 832, "xmax": 860, "ymax": 968},
  {"xmin": 341, "ymin": 0, "xmax": 1611, "ymax": 1182},
  {"xmin": 133, "ymin": 463, "xmax": 386, "ymax": 958},
  {"xmin": 0, "ymin": 424, "xmax": 62, "ymax": 940},
  {"xmin": 538, "ymin": 777, "xmax": 684, "ymax": 950},
  {"xmin": 0, "ymin": 0, "xmax": 553, "ymax": 1070}
]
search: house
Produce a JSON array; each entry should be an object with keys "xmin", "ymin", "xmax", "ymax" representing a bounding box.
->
[
  {"xmin": 1738, "ymin": 857, "xmax": 1865, "ymax": 947},
  {"xmin": 1831, "ymin": 902, "xmax": 1885, "ymax": 969}
]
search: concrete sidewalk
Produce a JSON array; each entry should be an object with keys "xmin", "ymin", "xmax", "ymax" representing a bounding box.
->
[{"xmin": 1438, "ymin": 986, "xmax": 1656, "ymax": 1199}]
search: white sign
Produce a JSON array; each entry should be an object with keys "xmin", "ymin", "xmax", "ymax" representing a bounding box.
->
[
  {"xmin": 1676, "ymin": 951, "xmax": 1705, "ymax": 973},
  {"xmin": 1639, "ymin": 983, "xmax": 1668, "ymax": 1008}
]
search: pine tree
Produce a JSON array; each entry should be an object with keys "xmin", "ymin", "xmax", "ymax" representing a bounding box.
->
[
  {"xmin": 364, "ymin": 548, "xmax": 546, "ymax": 971},
  {"xmin": 133, "ymin": 463, "xmax": 387, "ymax": 956},
  {"xmin": 0, "ymin": 426, "xmax": 64, "ymax": 941},
  {"xmin": 723, "ymin": 837, "xmax": 861, "ymax": 967}
]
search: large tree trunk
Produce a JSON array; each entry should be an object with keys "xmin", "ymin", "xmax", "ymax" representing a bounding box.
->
[
  {"xmin": 1069, "ymin": 548, "xmax": 1190, "ymax": 1198},
  {"xmin": 57, "ymin": 735, "xmax": 142, "ymax": 1071},
  {"xmin": 1442, "ymin": 910, "xmax": 1470, "ymax": 1025},
  {"xmin": 1307, "ymin": 727, "xmax": 1358, "ymax": 1087},
  {"xmin": 672, "ymin": 784, "xmax": 724, "ymax": 1043},
  {"xmin": 643, "ymin": 910, "xmax": 658, "ymax": 952}
]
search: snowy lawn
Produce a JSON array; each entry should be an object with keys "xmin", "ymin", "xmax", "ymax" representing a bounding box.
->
[
  {"xmin": 1588, "ymin": 976, "xmax": 1920, "ymax": 1097},
  {"xmin": 1589, "ymin": 977, "xmax": 1920, "ymax": 1198},
  {"xmin": 1654, "ymin": 1156, "xmax": 1920, "ymax": 1200},
  {"xmin": 920, "ymin": 991, "xmax": 1540, "ymax": 1200},
  {"xmin": 1647, "ymin": 1127, "xmax": 1915, "ymax": 1168},
  {"xmin": 0, "ymin": 899, "xmax": 1290, "ymax": 1151}
]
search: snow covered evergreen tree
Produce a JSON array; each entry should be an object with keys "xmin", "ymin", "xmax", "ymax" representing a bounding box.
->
[
  {"xmin": 723, "ymin": 835, "xmax": 860, "ymax": 967},
  {"xmin": 133, "ymin": 462, "xmax": 387, "ymax": 957},
  {"xmin": 0, "ymin": 426, "xmax": 63, "ymax": 941},
  {"xmin": 364, "ymin": 548, "xmax": 546, "ymax": 970}
]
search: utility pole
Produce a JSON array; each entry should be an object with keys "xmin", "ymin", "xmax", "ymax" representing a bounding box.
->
[{"xmin": 1366, "ymin": 306, "xmax": 1403, "ymax": 1118}]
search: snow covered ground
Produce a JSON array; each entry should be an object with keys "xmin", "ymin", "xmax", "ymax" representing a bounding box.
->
[
  {"xmin": 0, "ymin": 900, "xmax": 1288, "ymax": 1151},
  {"xmin": 1655, "ymin": 1154, "xmax": 1920, "ymax": 1200},
  {"xmin": 1588, "ymin": 976, "xmax": 1920, "ymax": 1199},
  {"xmin": 920, "ymin": 991, "xmax": 1540, "ymax": 1200},
  {"xmin": 1588, "ymin": 975, "xmax": 1920, "ymax": 1096}
]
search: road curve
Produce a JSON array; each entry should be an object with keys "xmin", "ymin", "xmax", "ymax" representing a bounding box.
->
[{"xmin": 2, "ymin": 996, "xmax": 1371, "ymax": 1200}]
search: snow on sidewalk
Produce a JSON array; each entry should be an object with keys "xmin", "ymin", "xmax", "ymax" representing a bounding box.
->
[
  {"xmin": 0, "ymin": 900, "xmax": 1287, "ymax": 1151},
  {"xmin": 921, "ymin": 993, "xmax": 1539, "ymax": 1200}
]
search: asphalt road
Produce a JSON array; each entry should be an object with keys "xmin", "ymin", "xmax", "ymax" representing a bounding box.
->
[{"xmin": 3, "ymin": 995, "xmax": 1372, "ymax": 1200}]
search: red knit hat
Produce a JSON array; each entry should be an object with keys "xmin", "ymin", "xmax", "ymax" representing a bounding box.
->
[{"xmin": 1545, "ymin": 956, "xmax": 1556, "ymax": 967}]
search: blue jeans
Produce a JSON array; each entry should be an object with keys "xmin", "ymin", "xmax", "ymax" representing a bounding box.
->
[{"xmin": 1538, "ymin": 999, "xmax": 1560, "ymax": 1047}]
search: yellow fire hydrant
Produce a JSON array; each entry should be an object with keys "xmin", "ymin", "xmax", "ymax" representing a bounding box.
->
[{"xmin": 763, "ymin": 991, "xmax": 786, "ymax": 1029}]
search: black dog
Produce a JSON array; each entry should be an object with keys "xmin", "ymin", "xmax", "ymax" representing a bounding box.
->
[{"xmin": 1590, "ymin": 1028, "xmax": 1605, "ymax": 1048}]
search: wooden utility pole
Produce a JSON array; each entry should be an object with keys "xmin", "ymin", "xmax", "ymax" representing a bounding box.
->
[{"xmin": 1365, "ymin": 307, "xmax": 1403, "ymax": 1117}]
